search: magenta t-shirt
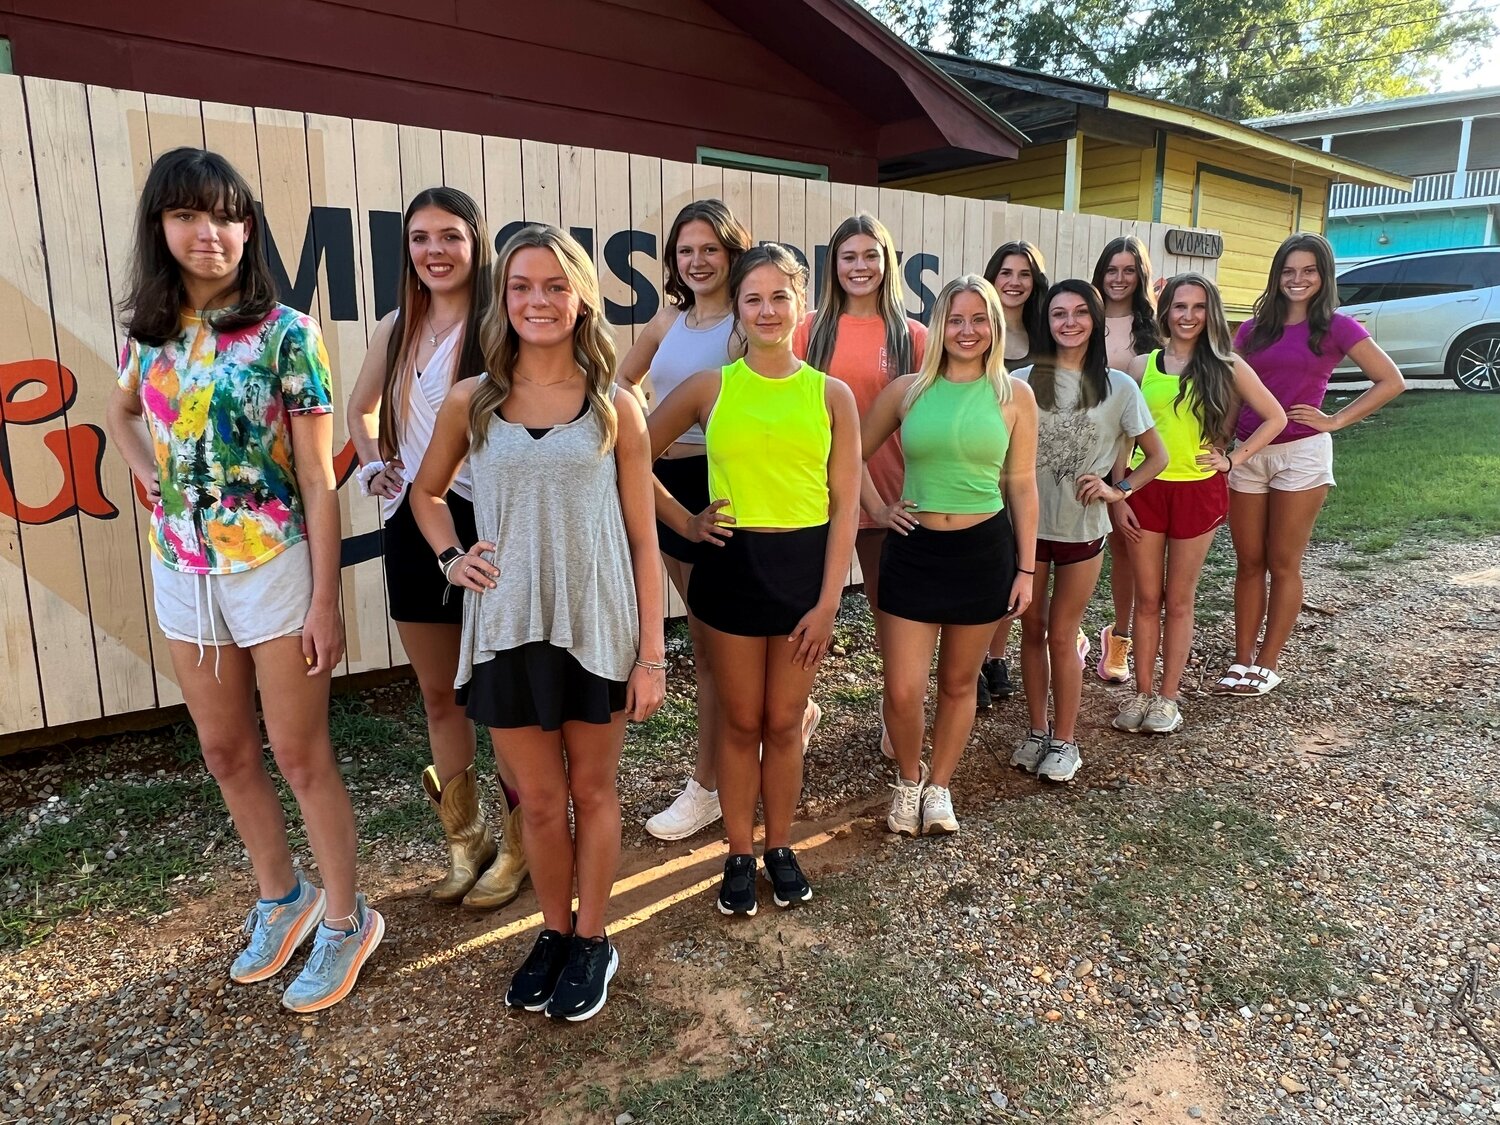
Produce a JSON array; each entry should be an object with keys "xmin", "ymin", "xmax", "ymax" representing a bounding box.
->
[{"xmin": 1233, "ymin": 313, "xmax": 1369, "ymax": 443}]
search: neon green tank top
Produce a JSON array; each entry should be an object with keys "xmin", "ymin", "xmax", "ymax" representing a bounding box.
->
[
  {"xmin": 1132, "ymin": 351, "xmax": 1214, "ymax": 482},
  {"xmin": 901, "ymin": 376, "xmax": 1009, "ymax": 514},
  {"xmin": 706, "ymin": 358, "xmax": 831, "ymax": 528}
]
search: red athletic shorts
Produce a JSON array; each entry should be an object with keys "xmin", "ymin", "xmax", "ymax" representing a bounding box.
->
[
  {"xmin": 1127, "ymin": 475, "xmax": 1229, "ymax": 540},
  {"xmin": 1036, "ymin": 536, "xmax": 1105, "ymax": 566}
]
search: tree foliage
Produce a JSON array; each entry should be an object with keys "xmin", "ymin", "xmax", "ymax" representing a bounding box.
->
[{"xmin": 863, "ymin": 0, "xmax": 1496, "ymax": 117}]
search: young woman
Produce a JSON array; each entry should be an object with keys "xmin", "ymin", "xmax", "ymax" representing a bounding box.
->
[
  {"xmin": 1217, "ymin": 233, "xmax": 1404, "ymax": 695},
  {"xmin": 1010, "ymin": 281, "xmax": 1167, "ymax": 784},
  {"xmin": 412, "ymin": 225, "xmax": 665, "ymax": 1022},
  {"xmin": 794, "ymin": 213, "xmax": 927, "ymax": 624},
  {"xmin": 861, "ymin": 276, "xmax": 1037, "ymax": 835},
  {"xmin": 975, "ymin": 241, "xmax": 1050, "ymax": 708},
  {"xmin": 617, "ymin": 199, "xmax": 750, "ymax": 843},
  {"xmin": 1092, "ymin": 236, "xmax": 1165, "ymax": 685},
  {"xmin": 648, "ymin": 243, "xmax": 860, "ymax": 916},
  {"xmin": 105, "ymin": 148, "xmax": 381, "ymax": 1012},
  {"xmin": 1115, "ymin": 274, "xmax": 1285, "ymax": 734},
  {"xmin": 347, "ymin": 187, "xmax": 527, "ymax": 911}
]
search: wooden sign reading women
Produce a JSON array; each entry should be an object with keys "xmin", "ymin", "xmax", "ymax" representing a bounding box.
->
[{"xmin": 0, "ymin": 74, "xmax": 1217, "ymax": 739}]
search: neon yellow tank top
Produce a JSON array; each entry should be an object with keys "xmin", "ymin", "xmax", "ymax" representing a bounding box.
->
[
  {"xmin": 1132, "ymin": 350, "xmax": 1214, "ymax": 482},
  {"xmin": 706, "ymin": 358, "xmax": 831, "ymax": 528}
]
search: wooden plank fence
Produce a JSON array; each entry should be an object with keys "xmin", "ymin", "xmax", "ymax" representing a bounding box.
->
[{"xmin": 0, "ymin": 74, "xmax": 1220, "ymax": 740}]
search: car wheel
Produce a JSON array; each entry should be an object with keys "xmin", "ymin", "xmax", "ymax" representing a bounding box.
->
[{"xmin": 1448, "ymin": 328, "xmax": 1500, "ymax": 391}]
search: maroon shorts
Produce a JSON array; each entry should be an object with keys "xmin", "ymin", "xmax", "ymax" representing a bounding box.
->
[
  {"xmin": 1127, "ymin": 475, "xmax": 1229, "ymax": 539},
  {"xmin": 1036, "ymin": 536, "xmax": 1105, "ymax": 566}
]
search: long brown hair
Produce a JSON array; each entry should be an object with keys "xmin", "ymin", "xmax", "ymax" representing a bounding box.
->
[
  {"xmin": 121, "ymin": 147, "xmax": 278, "ymax": 346},
  {"xmin": 983, "ymin": 240, "xmax": 1049, "ymax": 351},
  {"xmin": 1244, "ymin": 232, "xmax": 1339, "ymax": 356},
  {"xmin": 804, "ymin": 213, "xmax": 913, "ymax": 378},
  {"xmin": 1156, "ymin": 273, "xmax": 1238, "ymax": 444},
  {"xmin": 663, "ymin": 199, "xmax": 752, "ymax": 309},
  {"xmin": 1091, "ymin": 235, "xmax": 1162, "ymax": 356},
  {"xmin": 379, "ymin": 187, "xmax": 492, "ymax": 460},
  {"xmin": 729, "ymin": 242, "xmax": 809, "ymax": 318},
  {"xmin": 1028, "ymin": 280, "xmax": 1109, "ymax": 412},
  {"xmin": 469, "ymin": 225, "xmax": 618, "ymax": 454}
]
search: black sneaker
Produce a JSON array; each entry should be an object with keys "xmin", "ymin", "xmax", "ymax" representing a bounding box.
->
[
  {"xmin": 545, "ymin": 934, "xmax": 619, "ymax": 1022},
  {"xmin": 717, "ymin": 854, "xmax": 758, "ymax": 916},
  {"xmin": 984, "ymin": 657, "xmax": 1016, "ymax": 700},
  {"xmin": 975, "ymin": 670, "xmax": 993, "ymax": 712},
  {"xmin": 505, "ymin": 927, "xmax": 572, "ymax": 1011},
  {"xmin": 761, "ymin": 847, "xmax": 813, "ymax": 908}
]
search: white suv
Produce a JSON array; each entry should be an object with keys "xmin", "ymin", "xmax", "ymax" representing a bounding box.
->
[{"xmin": 1335, "ymin": 247, "xmax": 1500, "ymax": 391}]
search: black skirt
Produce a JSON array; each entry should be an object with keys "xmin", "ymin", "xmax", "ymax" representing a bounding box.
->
[
  {"xmin": 687, "ymin": 524, "xmax": 829, "ymax": 637},
  {"xmin": 457, "ymin": 642, "xmax": 627, "ymax": 731},
  {"xmin": 384, "ymin": 489, "xmax": 478, "ymax": 625},
  {"xmin": 877, "ymin": 511, "xmax": 1017, "ymax": 625},
  {"xmin": 654, "ymin": 453, "xmax": 710, "ymax": 565}
]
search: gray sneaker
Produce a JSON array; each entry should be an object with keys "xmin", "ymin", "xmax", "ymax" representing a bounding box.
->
[
  {"xmin": 887, "ymin": 762, "xmax": 928, "ymax": 837},
  {"xmin": 921, "ymin": 784, "xmax": 959, "ymax": 835},
  {"xmin": 1037, "ymin": 738, "xmax": 1082, "ymax": 783},
  {"xmin": 1141, "ymin": 695, "xmax": 1184, "ymax": 734},
  {"xmin": 280, "ymin": 894, "xmax": 385, "ymax": 1013},
  {"xmin": 1010, "ymin": 729, "xmax": 1050, "ymax": 773},
  {"xmin": 1112, "ymin": 692, "xmax": 1154, "ymax": 733},
  {"xmin": 230, "ymin": 872, "xmax": 325, "ymax": 984}
]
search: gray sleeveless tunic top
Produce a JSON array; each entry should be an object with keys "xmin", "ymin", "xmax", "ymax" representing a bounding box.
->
[
  {"xmin": 650, "ymin": 310, "xmax": 735, "ymax": 444},
  {"xmin": 455, "ymin": 397, "xmax": 639, "ymax": 691}
]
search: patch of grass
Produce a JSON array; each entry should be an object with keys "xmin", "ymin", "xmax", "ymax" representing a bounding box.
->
[
  {"xmin": 1317, "ymin": 391, "xmax": 1500, "ymax": 551},
  {"xmin": 1075, "ymin": 791, "xmax": 1342, "ymax": 1007},
  {"xmin": 360, "ymin": 793, "xmax": 433, "ymax": 845},
  {"xmin": 625, "ymin": 693, "xmax": 700, "ymax": 764},
  {"xmin": 0, "ymin": 776, "xmax": 221, "ymax": 947},
  {"xmin": 617, "ymin": 946, "xmax": 1093, "ymax": 1123}
]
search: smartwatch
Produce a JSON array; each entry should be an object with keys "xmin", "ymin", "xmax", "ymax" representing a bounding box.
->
[
  {"xmin": 436, "ymin": 546, "xmax": 464, "ymax": 577},
  {"xmin": 1116, "ymin": 478, "xmax": 1134, "ymax": 497}
]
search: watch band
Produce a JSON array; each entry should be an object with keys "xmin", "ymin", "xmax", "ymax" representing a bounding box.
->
[{"xmin": 436, "ymin": 546, "xmax": 464, "ymax": 577}]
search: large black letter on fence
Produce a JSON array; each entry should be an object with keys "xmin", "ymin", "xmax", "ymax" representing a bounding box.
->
[
  {"xmin": 604, "ymin": 229, "xmax": 659, "ymax": 327},
  {"xmin": 262, "ymin": 206, "xmax": 359, "ymax": 320}
]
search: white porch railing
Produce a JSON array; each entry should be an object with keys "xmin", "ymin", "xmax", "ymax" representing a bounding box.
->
[{"xmin": 1330, "ymin": 168, "xmax": 1500, "ymax": 211}]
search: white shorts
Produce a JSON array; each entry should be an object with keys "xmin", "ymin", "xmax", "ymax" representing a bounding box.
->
[
  {"xmin": 152, "ymin": 540, "xmax": 313, "ymax": 650},
  {"xmin": 1228, "ymin": 432, "xmax": 1335, "ymax": 494}
]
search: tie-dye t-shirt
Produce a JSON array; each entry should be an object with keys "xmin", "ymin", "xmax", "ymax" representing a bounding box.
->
[{"xmin": 117, "ymin": 304, "xmax": 333, "ymax": 575}]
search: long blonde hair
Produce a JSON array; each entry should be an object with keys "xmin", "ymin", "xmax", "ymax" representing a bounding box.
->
[
  {"xmin": 469, "ymin": 224, "xmax": 618, "ymax": 454},
  {"xmin": 804, "ymin": 213, "xmax": 912, "ymax": 378},
  {"xmin": 900, "ymin": 275, "xmax": 1013, "ymax": 414}
]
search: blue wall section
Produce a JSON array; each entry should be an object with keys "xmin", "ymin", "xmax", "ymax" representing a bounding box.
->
[{"xmin": 1329, "ymin": 209, "xmax": 1491, "ymax": 259}]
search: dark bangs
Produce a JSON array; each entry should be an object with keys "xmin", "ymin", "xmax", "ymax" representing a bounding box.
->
[{"xmin": 121, "ymin": 147, "xmax": 278, "ymax": 346}]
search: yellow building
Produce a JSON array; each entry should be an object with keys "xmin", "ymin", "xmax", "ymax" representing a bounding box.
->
[{"xmin": 889, "ymin": 55, "xmax": 1409, "ymax": 315}]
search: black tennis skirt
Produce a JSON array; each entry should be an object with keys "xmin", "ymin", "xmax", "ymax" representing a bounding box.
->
[
  {"xmin": 457, "ymin": 642, "xmax": 627, "ymax": 731},
  {"xmin": 384, "ymin": 489, "xmax": 478, "ymax": 625},
  {"xmin": 688, "ymin": 524, "xmax": 829, "ymax": 637},
  {"xmin": 654, "ymin": 452, "xmax": 710, "ymax": 565},
  {"xmin": 877, "ymin": 511, "xmax": 1017, "ymax": 625}
]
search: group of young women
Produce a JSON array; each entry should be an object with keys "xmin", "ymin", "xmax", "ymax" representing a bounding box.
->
[{"xmin": 105, "ymin": 144, "xmax": 1404, "ymax": 1025}]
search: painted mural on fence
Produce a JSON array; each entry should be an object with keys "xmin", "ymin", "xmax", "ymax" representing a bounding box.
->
[{"xmin": 0, "ymin": 74, "xmax": 1216, "ymax": 736}]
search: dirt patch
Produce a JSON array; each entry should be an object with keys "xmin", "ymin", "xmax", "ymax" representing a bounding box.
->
[
  {"xmin": 1451, "ymin": 565, "xmax": 1500, "ymax": 588},
  {"xmin": 1093, "ymin": 1047, "xmax": 1225, "ymax": 1124}
]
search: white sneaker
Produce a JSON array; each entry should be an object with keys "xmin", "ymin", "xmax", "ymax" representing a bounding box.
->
[
  {"xmin": 886, "ymin": 762, "xmax": 927, "ymax": 836},
  {"xmin": 921, "ymin": 784, "xmax": 959, "ymax": 835},
  {"xmin": 1037, "ymin": 738, "xmax": 1082, "ymax": 783},
  {"xmin": 1141, "ymin": 695, "xmax": 1184, "ymax": 734},
  {"xmin": 645, "ymin": 778, "xmax": 721, "ymax": 841},
  {"xmin": 1010, "ymin": 729, "xmax": 1049, "ymax": 773},
  {"xmin": 1112, "ymin": 692, "xmax": 1153, "ymax": 732}
]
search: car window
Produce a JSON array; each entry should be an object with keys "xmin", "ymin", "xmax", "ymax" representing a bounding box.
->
[
  {"xmin": 1336, "ymin": 261, "xmax": 1398, "ymax": 305},
  {"xmin": 1457, "ymin": 251, "xmax": 1500, "ymax": 289},
  {"xmin": 1382, "ymin": 255, "xmax": 1477, "ymax": 301}
]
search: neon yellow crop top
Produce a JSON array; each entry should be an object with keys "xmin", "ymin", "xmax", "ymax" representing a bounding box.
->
[
  {"xmin": 705, "ymin": 358, "xmax": 831, "ymax": 528},
  {"xmin": 1132, "ymin": 351, "xmax": 1214, "ymax": 482}
]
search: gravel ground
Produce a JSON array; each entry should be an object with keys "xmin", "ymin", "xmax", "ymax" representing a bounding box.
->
[{"xmin": 2, "ymin": 536, "xmax": 1497, "ymax": 1124}]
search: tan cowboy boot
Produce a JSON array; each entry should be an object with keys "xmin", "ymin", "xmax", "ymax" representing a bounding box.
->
[
  {"xmin": 423, "ymin": 764, "xmax": 498, "ymax": 904},
  {"xmin": 462, "ymin": 785, "xmax": 528, "ymax": 910}
]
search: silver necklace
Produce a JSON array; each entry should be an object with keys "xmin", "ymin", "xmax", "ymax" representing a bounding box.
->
[{"xmin": 426, "ymin": 316, "xmax": 462, "ymax": 346}]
